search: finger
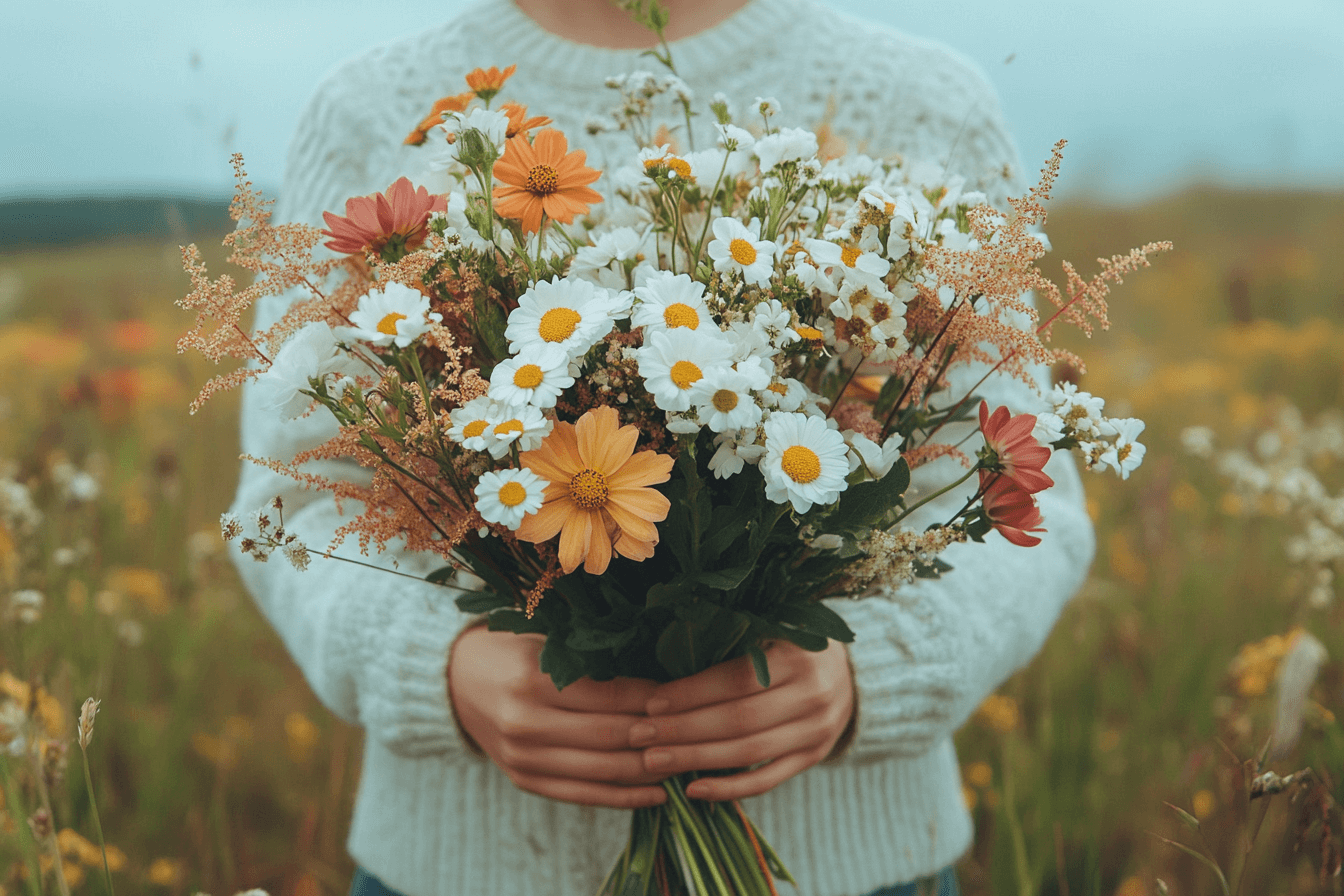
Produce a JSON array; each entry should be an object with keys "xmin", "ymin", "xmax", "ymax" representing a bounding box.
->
[
  {"xmin": 500, "ymin": 741, "xmax": 667, "ymax": 786},
  {"xmin": 641, "ymin": 718, "xmax": 822, "ymax": 777},
  {"xmin": 506, "ymin": 770, "xmax": 668, "ymax": 809},
  {"xmin": 682, "ymin": 751, "xmax": 818, "ymax": 802},
  {"xmin": 629, "ymin": 686, "xmax": 806, "ymax": 747},
  {"xmin": 544, "ymin": 674, "xmax": 661, "ymax": 714},
  {"xmin": 644, "ymin": 654, "xmax": 775, "ymax": 716},
  {"xmin": 497, "ymin": 705, "xmax": 653, "ymax": 751}
]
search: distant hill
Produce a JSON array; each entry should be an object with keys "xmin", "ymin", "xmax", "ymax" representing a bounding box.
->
[{"xmin": 0, "ymin": 196, "xmax": 233, "ymax": 250}]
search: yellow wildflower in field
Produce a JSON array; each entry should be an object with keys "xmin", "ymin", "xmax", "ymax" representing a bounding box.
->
[
  {"xmin": 1191, "ymin": 789, "xmax": 1216, "ymax": 820},
  {"xmin": 0, "ymin": 672, "xmax": 66, "ymax": 738},
  {"xmin": 964, "ymin": 761, "xmax": 993, "ymax": 789},
  {"xmin": 147, "ymin": 857, "xmax": 185, "ymax": 887},
  {"xmin": 105, "ymin": 567, "xmax": 170, "ymax": 614},
  {"xmin": 1114, "ymin": 875, "xmax": 1150, "ymax": 896},
  {"xmin": 1228, "ymin": 628, "xmax": 1299, "ymax": 697},
  {"xmin": 285, "ymin": 711, "xmax": 319, "ymax": 765},
  {"xmin": 975, "ymin": 694, "xmax": 1020, "ymax": 734}
]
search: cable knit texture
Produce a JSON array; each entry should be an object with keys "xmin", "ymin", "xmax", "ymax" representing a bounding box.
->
[{"xmin": 229, "ymin": 1, "xmax": 1095, "ymax": 893}]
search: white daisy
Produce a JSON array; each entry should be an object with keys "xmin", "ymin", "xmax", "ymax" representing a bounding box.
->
[
  {"xmin": 255, "ymin": 322, "xmax": 358, "ymax": 419},
  {"xmin": 1033, "ymin": 412, "xmax": 1066, "ymax": 445},
  {"xmin": 803, "ymin": 238, "xmax": 891, "ymax": 286},
  {"xmin": 1100, "ymin": 418, "xmax": 1147, "ymax": 480},
  {"xmin": 706, "ymin": 217, "xmax": 777, "ymax": 287},
  {"xmin": 504, "ymin": 276, "xmax": 621, "ymax": 359},
  {"xmin": 630, "ymin": 271, "xmax": 714, "ymax": 333},
  {"xmin": 429, "ymin": 108, "xmax": 510, "ymax": 168},
  {"xmin": 488, "ymin": 345, "xmax": 575, "ymax": 408},
  {"xmin": 708, "ymin": 428, "xmax": 768, "ymax": 479},
  {"xmin": 691, "ymin": 365, "xmax": 765, "ymax": 433},
  {"xmin": 760, "ymin": 377, "xmax": 809, "ymax": 413},
  {"xmin": 569, "ymin": 227, "xmax": 647, "ymax": 283},
  {"xmin": 750, "ymin": 299, "xmax": 799, "ymax": 348},
  {"xmin": 485, "ymin": 404, "xmax": 553, "ymax": 459},
  {"xmin": 448, "ymin": 396, "xmax": 503, "ymax": 452},
  {"xmin": 846, "ymin": 431, "xmax": 904, "ymax": 480},
  {"xmin": 1051, "ymin": 384, "xmax": 1106, "ymax": 436},
  {"xmin": 753, "ymin": 127, "xmax": 819, "ymax": 172},
  {"xmin": 474, "ymin": 468, "xmax": 547, "ymax": 530},
  {"xmin": 341, "ymin": 282, "xmax": 442, "ymax": 348},
  {"xmin": 636, "ymin": 326, "xmax": 732, "ymax": 413},
  {"xmin": 761, "ymin": 412, "xmax": 851, "ymax": 513},
  {"xmin": 714, "ymin": 123, "xmax": 755, "ymax": 153}
]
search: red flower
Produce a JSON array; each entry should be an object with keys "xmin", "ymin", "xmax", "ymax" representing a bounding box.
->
[
  {"xmin": 979, "ymin": 400, "xmax": 1054, "ymax": 494},
  {"xmin": 980, "ymin": 471, "xmax": 1047, "ymax": 547},
  {"xmin": 320, "ymin": 177, "xmax": 447, "ymax": 261}
]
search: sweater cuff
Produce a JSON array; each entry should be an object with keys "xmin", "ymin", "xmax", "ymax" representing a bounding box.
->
[
  {"xmin": 822, "ymin": 595, "xmax": 965, "ymax": 762},
  {"xmin": 357, "ymin": 577, "xmax": 475, "ymax": 758}
]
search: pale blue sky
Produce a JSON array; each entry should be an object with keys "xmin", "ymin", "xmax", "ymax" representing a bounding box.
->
[{"xmin": 4, "ymin": 0, "xmax": 1342, "ymax": 200}]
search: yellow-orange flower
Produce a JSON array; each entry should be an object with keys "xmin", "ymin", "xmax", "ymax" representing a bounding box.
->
[
  {"xmin": 500, "ymin": 102, "xmax": 552, "ymax": 139},
  {"xmin": 404, "ymin": 91, "xmax": 474, "ymax": 145},
  {"xmin": 493, "ymin": 129, "xmax": 602, "ymax": 234},
  {"xmin": 466, "ymin": 64, "xmax": 517, "ymax": 102},
  {"xmin": 517, "ymin": 407, "xmax": 673, "ymax": 574}
]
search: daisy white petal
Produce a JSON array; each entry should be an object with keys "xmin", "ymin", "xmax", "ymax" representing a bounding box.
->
[
  {"xmin": 488, "ymin": 345, "xmax": 575, "ymax": 408},
  {"xmin": 339, "ymin": 283, "xmax": 442, "ymax": 348},
  {"xmin": 474, "ymin": 468, "xmax": 547, "ymax": 530},
  {"xmin": 761, "ymin": 412, "xmax": 851, "ymax": 513}
]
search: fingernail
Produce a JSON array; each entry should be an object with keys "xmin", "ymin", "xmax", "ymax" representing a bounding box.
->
[
  {"xmin": 646, "ymin": 697, "xmax": 669, "ymax": 715},
  {"xmin": 645, "ymin": 749, "xmax": 672, "ymax": 770},
  {"xmin": 629, "ymin": 722, "xmax": 656, "ymax": 745}
]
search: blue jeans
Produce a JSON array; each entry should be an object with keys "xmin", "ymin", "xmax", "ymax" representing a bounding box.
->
[{"xmin": 350, "ymin": 864, "xmax": 958, "ymax": 896}]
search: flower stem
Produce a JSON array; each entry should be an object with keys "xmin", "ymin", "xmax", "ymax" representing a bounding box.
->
[
  {"xmin": 79, "ymin": 748, "xmax": 115, "ymax": 896},
  {"xmin": 892, "ymin": 462, "xmax": 982, "ymax": 526}
]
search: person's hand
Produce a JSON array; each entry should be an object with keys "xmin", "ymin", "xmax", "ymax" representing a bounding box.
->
[
  {"xmin": 447, "ymin": 625, "xmax": 669, "ymax": 809},
  {"xmin": 629, "ymin": 639, "xmax": 855, "ymax": 801}
]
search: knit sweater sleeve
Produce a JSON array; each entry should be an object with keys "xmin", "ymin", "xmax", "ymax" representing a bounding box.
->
[
  {"xmin": 228, "ymin": 58, "xmax": 477, "ymax": 759},
  {"xmin": 822, "ymin": 43, "xmax": 1096, "ymax": 762}
]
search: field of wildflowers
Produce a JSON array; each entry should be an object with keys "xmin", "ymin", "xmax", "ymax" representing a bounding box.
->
[{"xmin": 0, "ymin": 186, "xmax": 1341, "ymax": 895}]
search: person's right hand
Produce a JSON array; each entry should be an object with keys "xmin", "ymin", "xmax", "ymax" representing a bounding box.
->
[{"xmin": 448, "ymin": 625, "xmax": 669, "ymax": 809}]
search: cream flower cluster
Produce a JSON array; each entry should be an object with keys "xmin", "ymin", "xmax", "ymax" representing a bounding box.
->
[
  {"xmin": 1186, "ymin": 405, "xmax": 1344, "ymax": 607},
  {"xmin": 1038, "ymin": 384, "xmax": 1147, "ymax": 480}
]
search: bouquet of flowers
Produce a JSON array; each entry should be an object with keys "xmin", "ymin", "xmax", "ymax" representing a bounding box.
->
[{"xmin": 180, "ymin": 9, "xmax": 1168, "ymax": 892}]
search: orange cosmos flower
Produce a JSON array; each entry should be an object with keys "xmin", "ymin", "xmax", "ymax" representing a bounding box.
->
[
  {"xmin": 517, "ymin": 406, "xmax": 673, "ymax": 575},
  {"xmin": 500, "ymin": 102, "xmax": 552, "ymax": 139},
  {"xmin": 493, "ymin": 129, "xmax": 602, "ymax": 234},
  {"xmin": 321, "ymin": 177, "xmax": 446, "ymax": 261},
  {"xmin": 404, "ymin": 91, "xmax": 474, "ymax": 145},
  {"xmin": 465, "ymin": 64, "xmax": 517, "ymax": 102}
]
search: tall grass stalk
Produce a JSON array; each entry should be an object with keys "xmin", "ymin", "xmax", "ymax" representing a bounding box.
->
[{"xmin": 78, "ymin": 746, "xmax": 114, "ymax": 896}]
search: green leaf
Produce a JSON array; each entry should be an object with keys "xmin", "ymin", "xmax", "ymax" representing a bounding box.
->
[
  {"xmin": 763, "ymin": 623, "xmax": 828, "ymax": 653},
  {"xmin": 540, "ymin": 634, "xmax": 588, "ymax": 690},
  {"xmin": 692, "ymin": 565, "xmax": 753, "ymax": 591},
  {"xmin": 746, "ymin": 643, "xmax": 771, "ymax": 688},
  {"xmin": 773, "ymin": 602, "xmax": 856, "ymax": 642},
  {"xmin": 486, "ymin": 610, "xmax": 548, "ymax": 635},
  {"xmin": 823, "ymin": 458, "xmax": 911, "ymax": 535},
  {"xmin": 566, "ymin": 627, "xmax": 636, "ymax": 651},
  {"xmin": 426, "ymin": 565, "xmax": 456, "ymax": 585},
  {"xmin": 453, "ymin": 591, "xmax": 514, "ymax": 614},
  {"xmin": 700, "ymin": 504, "xmax": 753, "ymax": 563},
  {"xmin": 655, "ymin": 619, "xmax": 703, "ymax": 679},
  {"xmin": 872, "ymin": 372, "xmax": 907, "ymax": 419}
]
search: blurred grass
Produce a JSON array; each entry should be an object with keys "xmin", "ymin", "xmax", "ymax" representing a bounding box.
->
[{"xmin": 0, "ymin": 186, "xmax": 1342, "ymax": 895}]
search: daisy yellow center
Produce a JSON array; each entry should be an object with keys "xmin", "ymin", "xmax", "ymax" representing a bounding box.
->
[
  {"xmin": 569, "ymin": 468, "xmax": 609, "ymax": 510},
  {"xmin": 840, "ymin": 246, "xmax": 861, "ymax": 267},
  {"xmin": 795, "ymin": 325, "xmax": 823, "ymax": 340},
  {"xmin": 780, "ymin": 445, "xmax": 822, "ymax": 484},
  {"xmin": 497, "ymin": 481, "xmax": 528, "ymax": 507},
  {"xmin": 495, "ymin": 419, "xmax": 524, "ymax": 435},
  {"xmin": 667, "ymin": 158, "xmax": 693, "ymax": 178},
  {"xmin": 729, "ymin": 238, "xmax": 757, "ymax": 266},
  {"xmin": 712, "ymin": 389, "xmax": 739, "ymax": 412},
  {"xmin": 643, "ymin": 158, "xmax": 666, "ymax": 172},
  {"xmin": 538, "ymin": 307, "xmax": 581, "ymax": 343},
  {"xmin": 463, "ymin": 420, "xmax": 489, "ymax": 438},
  {"xmin": 513, "ymin": 364, "xmax": 545, "ymax": 389},
  {"xmin": 663, "ymin": 303, "xmax": 700, "ymax": 329},
  {"xmin": 767, "ymin": 383, "xmax": 789, "ymax": 395},
  {"xmin": 377, "ymin": 312, "xmax": 408, "ymax": 335},
  {"xmin": 526, "ymin": 164, "xmax": 560, "ymax": 195},
  {"xmin": 670, "ymin": 360, "xmax": 703, "ymax": 390},
  {"xmin": 1117, "ymin": 444, "xmax": 1132, "ymax": 462}
]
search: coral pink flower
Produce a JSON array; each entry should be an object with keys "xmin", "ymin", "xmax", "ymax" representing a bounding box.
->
[
  {"xmin": 321, "ymin": 177, "xmax": 446, "ymax": 261},
  {"xmin": 980, "ymin": 471, "xmax": 1047, "ymax": 547},
  {"xmin": 978, "ymin": 400, "xmax": 1054, "ymax": 494}
]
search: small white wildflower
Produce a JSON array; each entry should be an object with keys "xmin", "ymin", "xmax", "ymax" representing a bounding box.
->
[
  {"xmin": 8, "ymin": 589, "xmax": 43, "ymax": 624},
  {"xmin": 281, "ymin": 540, "xmax": 311, "ymax": 572}
]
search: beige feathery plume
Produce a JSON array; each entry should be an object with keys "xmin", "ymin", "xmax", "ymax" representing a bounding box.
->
[{"xmin": 77, "ymin": 698, "xmax": 100, "ymax": 751}]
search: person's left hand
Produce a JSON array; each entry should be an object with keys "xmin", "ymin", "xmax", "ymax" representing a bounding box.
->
[{"xmin": 629, "ymin": 639, "xmax": 855, "ymax": 801}]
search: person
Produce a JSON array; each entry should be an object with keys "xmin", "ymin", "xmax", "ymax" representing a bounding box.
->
[{"xmin": 227, "ymin": 0, "xmax": 1096, "ymax": 894}]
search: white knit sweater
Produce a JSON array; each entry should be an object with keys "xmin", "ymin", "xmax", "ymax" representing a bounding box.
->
[{"xmin": 228, "ymin": 1, "xmax": 1096, "ymax": 894}]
